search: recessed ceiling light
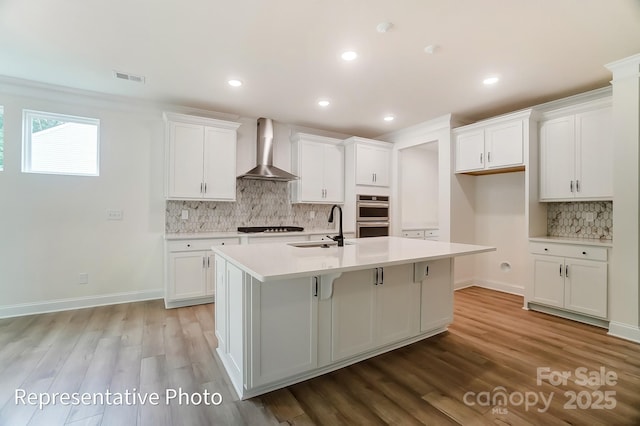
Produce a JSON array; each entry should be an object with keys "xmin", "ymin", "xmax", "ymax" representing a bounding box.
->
[
  {"xmin": 483, "ymin": 76, "xmax": 499, "ymax": 85},
  {"xmin": 318, "ymin": 100, "xmax": 330, "ymax": 107},
  {"xmin": 341, "ymin": 51, "xmax": 358, "ymax": 61},
  {"xmin": 376, "ymin": 22, "xmax": 393, "ymax": 33},
  {"xmin": 228, "ymin": 79, "xmax": 243, "ymax": 87},
  {"xmin": 383, "ymin": 115, "xmax": 395, "ymax": 122},
  {"xmin": 424, "ymin": 45, "xmax": 439, "ymax": 55}
]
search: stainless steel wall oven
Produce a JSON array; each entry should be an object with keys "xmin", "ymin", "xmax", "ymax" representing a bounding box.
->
[{"xmin": 356, "ymin": 195, "xmax": 390, "ymax": 238}]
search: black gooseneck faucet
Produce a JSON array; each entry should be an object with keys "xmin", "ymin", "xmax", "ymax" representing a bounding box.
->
[{"xmin": 327, "ymin": 205, "xmax": 344, "ymax": 247}]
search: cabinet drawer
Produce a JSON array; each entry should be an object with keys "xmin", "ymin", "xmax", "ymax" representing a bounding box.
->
[
  {"xmin": 167, "ymin": 238, "xmax": 240, "ymax": 252},
  {"xmin": 424, "ymin": 229, "xmax": 439, "ymax": 239},
  {"xmin": 529, "ymin": 242, "xmax": 607, "ymax": 261},
  {"xmin": 402, "ymin": 230, "xmax": 424, "ymax": 239}
]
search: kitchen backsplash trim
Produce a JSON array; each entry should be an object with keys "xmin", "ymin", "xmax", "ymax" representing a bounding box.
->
[
  {"xmin": 166, "ymin": 179, "xmax": 335, "ymax": 233},
  {"xmin": 547, "ymin": 201, "xmax": 612, "ymax": 240}
]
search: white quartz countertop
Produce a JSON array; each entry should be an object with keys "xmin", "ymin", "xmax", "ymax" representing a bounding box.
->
[
  {"xmin": 212, "ymin": 236, "xmax": 495, "ymax": 282},
  {"xmin": 529, "ymin": 236, "xmax": 613, "ymax": 247},
  {"xmin": 165, "ymin": 229, "xmax": 342, "ymax": 240}
]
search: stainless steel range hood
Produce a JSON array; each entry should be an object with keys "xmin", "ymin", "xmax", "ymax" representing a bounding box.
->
[{"xmin": 239, "ymin": 117, "xmax": 299, "ymax": 181}]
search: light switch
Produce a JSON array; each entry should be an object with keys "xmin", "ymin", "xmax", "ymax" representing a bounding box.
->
[
  {"xmin": 181, "ymin": 209, "xmax": 189, "ymax": 220},
  {"xmin": 79, "ymin": 273, "xmax": 89, "ymax": 285}
]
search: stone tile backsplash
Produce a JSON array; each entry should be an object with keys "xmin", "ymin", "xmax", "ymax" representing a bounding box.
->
[
  {"xmin": 547, "ymin": 201, "xmax": 613, "ymax": 240},
  {"xmin": 166, "ymin": 179, "xmax": 335, "ymax": 233}
]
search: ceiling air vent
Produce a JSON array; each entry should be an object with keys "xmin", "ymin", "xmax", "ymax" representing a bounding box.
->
[{"xmin": 113, "ymin": 70, "xmax": 146, "ymax": 84}]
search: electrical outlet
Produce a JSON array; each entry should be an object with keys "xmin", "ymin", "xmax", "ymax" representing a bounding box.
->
[
  {"xmin": 79, "ymin": 273, "xmax": 89, "ymax": 285},
  {"xmin": 309, "ymin": 211, "xmax": 315, "ymax": 219},
  {"xmin": 181, "ymin": 209, "xmax": 189, "ymax": 220},
  {"xmin": 107, "ymin": 209, "xmax": 123, "ymax": 220},
  {"xmin": 585, "ymin": 212, "xmax": 595, "ymax": 223}
]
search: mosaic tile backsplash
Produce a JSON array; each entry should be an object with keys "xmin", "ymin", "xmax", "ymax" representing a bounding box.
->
[
  {"xmin": 547, "ymin": 201, "xmax": 613, "ymax": 240},
  {"xmin": 166, "ymin": 179, "xmax": 336, "ymax": 233}
]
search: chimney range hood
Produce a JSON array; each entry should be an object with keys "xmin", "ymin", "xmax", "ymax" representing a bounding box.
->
[{"xmin": 239, "ymin": 117, "xmax": 299, "ymax": 181}]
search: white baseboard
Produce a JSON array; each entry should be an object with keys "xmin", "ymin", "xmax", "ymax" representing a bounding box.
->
[
  {"xmin": 454, "ymin": 279, "xmax": 474, "ymax": 290},
  {"xmin": 469, "ymin": 279, "xmax": 524, "ymax": 296},
  {"xmin": 0, "ymin": 289, "xmax": 163, "ymax": 319},
  {"xmin": 608, "ymin": 321, "xmax": 640, "ymax": 344}
]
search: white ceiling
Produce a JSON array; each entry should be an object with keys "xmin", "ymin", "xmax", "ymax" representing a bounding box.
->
[{"xmin": 1, "ymin": 0, "xmax": 639, "ymax": 138}]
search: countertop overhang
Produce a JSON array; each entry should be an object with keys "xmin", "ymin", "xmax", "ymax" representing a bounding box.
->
[{"xmin": 212, "ymin": 236, "xmax": 495, "ymax": 282}]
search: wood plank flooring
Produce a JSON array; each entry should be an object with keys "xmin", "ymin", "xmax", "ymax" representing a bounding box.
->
[{"xmin": 1, "ymin": 287, "xmax": 639, "ymax": 425}]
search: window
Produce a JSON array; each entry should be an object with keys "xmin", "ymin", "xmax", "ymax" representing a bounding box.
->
[
  {"xmin": 0, "ymin": 106, "xmax": 4, "ymax": 171},
  {"xmin": 22, "ymin": 110, "xmax": 100, "ymax": 176}
]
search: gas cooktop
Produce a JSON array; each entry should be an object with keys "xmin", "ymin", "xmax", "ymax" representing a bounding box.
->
[{"xmin": 237, "ymin": 226, "xmax": 304, "ymax": 233}]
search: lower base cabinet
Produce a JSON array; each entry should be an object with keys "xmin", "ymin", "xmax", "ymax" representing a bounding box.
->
[
  {"xmin": 165, "ymin": 238, "xmax": 239, "ymax": 308},
  {"xmin": 330, "ymin": 265, "xmax": 420, "ymax": 362},
  {"xmin": 530, "ymin": 242, "xmax": 608, "ymax": 319},
  {"xmin": 215, "ymin": 256, "xmax": 455, "ymax": 399}
]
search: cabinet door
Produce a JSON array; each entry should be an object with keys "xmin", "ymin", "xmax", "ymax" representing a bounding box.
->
[
  {"xmin": 356, "ymin": 144, "xmax": 390, "ymax": 187},
  {"xmin": 575, "ymin": 107, "xmax": 613, "ymax": 200},
  {"xmin": 297, "ymin": 141, "xmax": 326, "ymax": 202},
  {"xmin": 250, "ymin": 276, "xmax": 318, "ymax": 386},
  {"xmin": 331, "ymin": 269, "xmax": 376, "ymax": 361},
  {"xmin": 376, "ymin": 265, "xmax": 420, "ymax": 345},
  {"xmin": 485, "ymin": 120, "xmax": 523, "ymax": 169},
  {"xmin": 539, "ymin": 116, "xmax": 576, "ymax": 200},
  {"xmin": 167, "ymin": 251, "xmax": 207, "ymax": 301},
  {"xmin": 455, "ymin": 130, "xmax": 485, "ymax": 172},
  {"xmin": 564, "ymin": 259, "xmax": 607, "ymax": 318},
  {"xmin": 205, "ymin": 253, "xmax": 216, "ymax": 296},
  {"xmin": 322, "ymin": 144, "xmax": 345, "ymax": 202},
  {"xmin": 532, "ymin": 255, "xmax": 565, "ymax": 308},
  {"xmin": 168, "ymin": 122, "xmax": 204, "ymax": 198},
  {"xmin": 420, "ymin": 259, "xmax": 453, "ymax": 332},
  {"xmin": 203, "ymin": 126, "xmax": 236, "ymax": 201},
  {"xmin": 214, "ymin": 256, "xmax": 227, "ymax": 352}
]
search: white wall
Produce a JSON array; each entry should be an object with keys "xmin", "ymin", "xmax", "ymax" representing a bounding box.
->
[
  {"xmin": 0, "ymin": 82, "xmax": 166, "ymax": 316},
  {"xmin": 473, "ymin": 172, "xmax": 527, "ymax": 294},
  {"xmin": 399, "ymin": 145, "xmax": 438, "ymax": 228}
]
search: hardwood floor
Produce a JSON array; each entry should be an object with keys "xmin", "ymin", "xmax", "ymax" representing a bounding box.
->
[{"xmin": 1, "ymin": 287, "xmax": 639, "ymax": 425}]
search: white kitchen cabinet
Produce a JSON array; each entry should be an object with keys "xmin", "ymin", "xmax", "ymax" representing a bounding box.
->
[
  {"xmin": 330, "ymin": 264, "xmax": 420, "ymax": 362},
  {"xmin": 530, "ymin": 242, "xmax": 608, "ymax": 319},
  {"xmin": 165, "ymin": 237, "xmax": 239, "ymax": 308},
  {"xmin": 454, "ymin": 111, "xmax": 530, "ymax": 174},
  {"xmin": 291, "ymin": 133, "xmax": 344, "ymax": 203},
  {"xmin": 418, "ymin": 258, "xmax": 453, "ymax": 332},
  {"xmin": 539, "ymin": 101, "xmax": 612, "ymax": 201},
  {"xmin": 164, "ymin": 112, "xmax": 241, "ymax": 201},
  {"xmin": 248, "ymin": 275, "xmax": 318, "ymax": 387},
  {"xmin": 343, "ymin": 137, "xmax": 392, "ymax": 187}
]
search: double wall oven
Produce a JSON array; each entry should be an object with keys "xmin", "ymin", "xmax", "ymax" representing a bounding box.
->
[{"xmin": 356, "ymin": 195, "xmax": 390, "ymax": 238}]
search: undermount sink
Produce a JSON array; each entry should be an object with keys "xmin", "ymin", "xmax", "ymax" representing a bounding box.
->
[{"xmin": 288, "ymin": 240, "xmax": 353, "ymax": 248}]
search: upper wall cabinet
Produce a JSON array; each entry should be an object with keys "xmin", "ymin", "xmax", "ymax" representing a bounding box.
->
[
  {"xmin": 164, "ymin": 112, "xmax": 241, "ymax": 201},
  {"xmin": 290, "ymin": 133, "xmax": 344, "ymax": 204},
  {"xmin": 539, "ymin": 99, "xmax": 612, "ymax": 201},
  {"xmin": 344, "ymin": 137, "xmax": 392, "ymax": 187},
  {"xmin": 454, "ymin": 110, "xmax": 532, "ymax": 175}
]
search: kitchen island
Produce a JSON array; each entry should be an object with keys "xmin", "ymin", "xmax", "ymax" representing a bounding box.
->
[{"xmin": 212, "ymin": 236, "xmax": 494, "ymax": 399}]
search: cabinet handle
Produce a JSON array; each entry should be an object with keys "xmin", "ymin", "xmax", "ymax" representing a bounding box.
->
[
  {"xmin": 565, "ymin": 265, "xmax": 569, "ymax": 278},
  {"xmin": 204, "ymin": 182, "xmax": 207, "ymax": 193},
  {"xmin": 200, "ymin": 182, "xmax": 203, "ymax": 193},
  {"xmin": 570, "ymin": 181, "xmax": 574, "ymax": 193},
  {"xmin": 480, "ymin": 153, "xmax": 483, "ymax": 164},
  {"xmin": 207, "ymin": 257, "xmax": 211, "ymax": 267},
  {"xmin": 313, "ymin": 276, "xmax": 319, "ymax": 297},
  {"xmin": 544, "ymin": 248, "xmax": 548, "ymax": 252},
  {"xmin": 380, "ymin": 267, "xmax": 384, "ymax": 285},
  {"xmin": 559, "ymin": 265, "xmax": 563, "ymax": 277},
  {"xmin": 582, "ymin": 251, "xmax": 587, "ymax": 255},
  {"xmin": 203, "ymin": 257, "xmax": 206, "ymax": 268},
  {"xmin": 576, "ymin": 180, "xmax": 580, "ymax": 192},
  {"xmin": 487, "ymin": 152, "xmax": 491, "ymax": 163},
  {"xmin": 374, "ymin": 268, "xmax": 379, "ymax": 285},
  {"xmin": 426, "ymin": 265, "xmax": 430, "ymax": 277}
]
